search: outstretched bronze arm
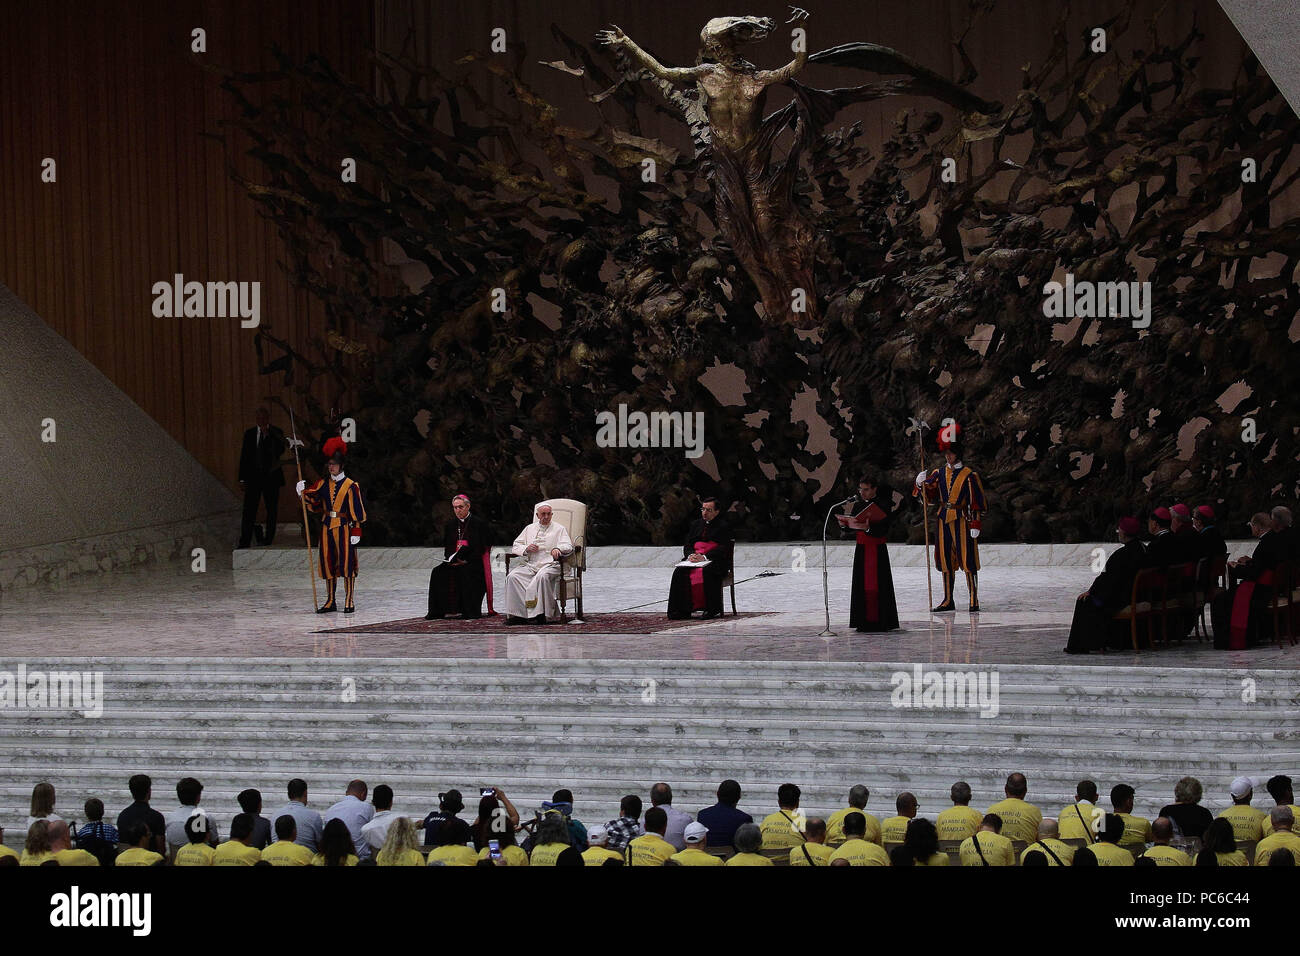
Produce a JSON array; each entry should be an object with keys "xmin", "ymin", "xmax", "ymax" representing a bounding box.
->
[{"xmin": 596, "ymin": 24, "xmax": 707, "ymax": 84}]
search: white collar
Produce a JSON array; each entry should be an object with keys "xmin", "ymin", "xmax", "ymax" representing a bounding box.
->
[
  {"xmin": 331, "ymin": 471, "xmax": 346, "ymax": 482},
  {"xmin": 947, "ymin": 460, "xmax": 963, "ymax": 470}
]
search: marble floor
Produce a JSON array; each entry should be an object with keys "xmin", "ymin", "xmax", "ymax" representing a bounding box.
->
[{"xmin": 1, "ymin": 555, "xmax": 1294, "ymax": 667}]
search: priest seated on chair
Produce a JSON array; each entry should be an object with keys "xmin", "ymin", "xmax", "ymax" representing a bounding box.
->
[
  {"xmin": 667, "ymin": 496, "xmax": 732, "ymax": 620},
  {"xmin": 504, "ymin": 503, "xmax": 574, "ymax": 625}
]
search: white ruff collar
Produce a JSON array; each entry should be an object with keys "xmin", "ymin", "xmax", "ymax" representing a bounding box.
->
[{"xmin": 331, "ymin": 471, "xmax": 346, "ymax": 482}]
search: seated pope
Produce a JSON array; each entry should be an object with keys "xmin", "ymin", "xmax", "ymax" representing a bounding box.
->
[{"xmin": 504, "ymin": 504, "xmax": 574, "ymax": 625}]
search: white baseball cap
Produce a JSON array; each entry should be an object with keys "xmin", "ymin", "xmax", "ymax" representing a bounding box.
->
[{"xmin": 684, "ymin": 822, "xmax": 709, "ymax": 844}]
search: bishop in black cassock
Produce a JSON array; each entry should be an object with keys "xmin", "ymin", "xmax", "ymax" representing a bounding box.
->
[
  {"xmin": 426, "ymin": 495, "xmax": 492, "ymax": 619},
  {"xmin": 667, "ymin": 498, "xmax": 732, "ymax": 619}
]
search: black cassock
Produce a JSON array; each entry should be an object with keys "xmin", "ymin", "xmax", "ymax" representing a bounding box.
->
[
  {"xmin": 426, "ymin": 514, "xmax": 491, "ymax": 619},
  {"xmin": 1065, "ymin": 539, "xmax": 1147, "ymax": 652},
  {"xmin": 667, "ymin": 518, "xmax": 732, "ymax": 618},
  {"xmin": 848, "ymin": 500, "xmax": 899, "ymax": 632}
]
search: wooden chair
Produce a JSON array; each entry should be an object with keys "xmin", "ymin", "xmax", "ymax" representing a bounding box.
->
[
  {"xmin": 721, "ymin": 539, "xmax": 738, "ymax": 615},
  {"xmin": 1112, "ymin": 567, "xmax": 1163, "ymax": 650},
  {"xmin": 504, "ymin": 498, "xmax": 587, "ymax": 622},
  {"xmin": 1165, "ymin": 561, "xmax": 1198, "ymax": 643},
  {"xmin": 1195, "ymin": 555, "xmax": 1227, "ymax": 641},
  {"xmin": 1267, "ymin": 560, "xmax": 1296, "ymax": 648}
]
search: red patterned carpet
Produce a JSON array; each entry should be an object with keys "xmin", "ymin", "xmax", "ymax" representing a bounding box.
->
[{"xmin": 316, "ymin": 611, "xmax": 774, "ymax": 635}]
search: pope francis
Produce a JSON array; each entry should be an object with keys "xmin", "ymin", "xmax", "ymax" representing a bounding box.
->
[{"xmin": 504, "ymin": 504, "xmax": 574, "ymax": 624}]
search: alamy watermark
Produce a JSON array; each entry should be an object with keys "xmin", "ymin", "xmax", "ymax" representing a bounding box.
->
[
  {"xmin": 0, "ymin": 664, "xmax": 103, "ymax": 718},
  {"xmin": 151, "ymin": 274, "xmax": 260, "ymax": 327},
  {"xmin": 890, "ymin": 664, "xmax": 999, "ymax": 718},
  {"xmin": 595, "ymin": 403, "xmax": 704, "ymax": 459},
  {"xmin": 1042, "ymin": 272, "xmax": 1151, "ymax": 329}
]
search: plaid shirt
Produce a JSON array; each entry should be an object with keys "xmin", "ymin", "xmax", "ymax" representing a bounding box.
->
[
  {"xmin": 603, "ymin": 817, "xmax": 643, "ymax": 851},
  {"xmin": 77, "ymin": 821, "xmax": 119, "ymax": 844}
]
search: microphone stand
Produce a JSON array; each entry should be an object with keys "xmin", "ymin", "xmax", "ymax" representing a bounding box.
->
[{"xmin": 820, "ymin": 495, "xmax": 856, "ymax": 637}]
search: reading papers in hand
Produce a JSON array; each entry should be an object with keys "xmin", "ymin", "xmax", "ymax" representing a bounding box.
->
[{"xmin": 675, "ymin": 557, "xmax": 711, "ymax": 568}]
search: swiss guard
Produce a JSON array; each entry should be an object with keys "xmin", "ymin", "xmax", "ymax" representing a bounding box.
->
[
  {"xmin": 297, "ymin": 437, "xmax": 367, "ymax": 613},
  {"xmin": 914, "ymin": 425, "xmax": 987, "ymax": 612}
]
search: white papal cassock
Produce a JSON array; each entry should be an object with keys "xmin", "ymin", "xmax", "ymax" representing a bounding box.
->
[{"xmin": 504, "ymin": 517, "xmax": 574, "ymax": 621}]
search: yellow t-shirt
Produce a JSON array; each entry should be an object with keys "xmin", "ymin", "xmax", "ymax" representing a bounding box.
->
[
  {"xmin": 262, "ymin": 841, "xmax": 315, "ymax": 866},
  {"xmin": 426, "ymin": 844, "xmax": 478, "ymax": 867},
  {"xmin": 936, "ymin": 806, "xmax": 983, "ymax": 842},
  {"xmin": 1117, "ymin": 813, "xmax": 1153, "ymax": 846},
  {"xmin": 1139, "ymin": 845, "xmax": 1191, "ymax": 866},
  {"xmin": 52, "ymin": 848, "xmax": 100, "ymax": 867},
  {"xmin": 1091, "ymin": 842, "xmax": 1135, "ymax": 866},
  {"xmin": 581, "ymin": 846, "xmax": 624, "ymax": 866},
  {"xmin": 213, "ymin": 841, "xmax": 262, "ymax": 866},
  {"xmin": 477, "ymin": 845, "xmax": 528, "ymax": 867},
  {"xmin": 0, "ymin": 845, "xmax": 17, "ymax": 863},
  {"xmin": 20, "ymin": 850, "xmax": 54, "ymax": 866},
  {"xmin": 826, "ymin": 808, "xmax": 882, "ymax": 845},
  {"xmin": 725, "ymin": 852, "xmax": 774, "ymax": 866},
  {"xmin": 175, "ymin": 843, "xmax": 216, "ymax": 866},
  {"xmin": 959, "ymin": 831, "xmax": 1015, "ymax": 866},
  {"xmin": 1218, "ymin": 805, "xmax": 1267, "ymax": 844},
  {"xmin": 1021, "ymin": 839, "xmax": 1075, "ymax": 866},
  {"xmin": 626, "ymin": 834, "xmax": 676, "ymax": 866},
  {"xmin": 1214, "ymin": 851, "xmax": 1249, "ymax": 867},
  {"xmin": 880, "ymin": 815, "xmax": 912, "ymax": 845},
  {"xmin": 1255, "ymin": 830, "xmax": 1300, "ymax": 865},
  {"xmin": 527, "ymin": 842, "xmax": 571, "ymax": 867},
  {"xmin": 1057, "ymin": 803, "xmax": 1103, "ymax": 842},
  {"xmin": 829, "ymin": 838, "xmax": 890, "ymax": 866},
  {"xmin": 115, "ymin": 847, "xmax": 164, "ymax": 867},
  {"xmin": 670, "ymin": 847, "xmax": 725, "ymax": 866},
  {"xmin": 984, "ymin": 798, "xmax": 1042, "ymax": 844},
  {"xmin": 1258, "ymin": 805, "xmax": 1300, "ymax": 838},
  {"xmin": 916, "ymin": 853, "xmax": 949, "ymax": 866},
  {"xmin": 311, "ymin": 852, "xmax": 358, "ymax": 866},
  {"xmin": 789, "ymin": 843, "xmax": 834, "ymax": 866},
  {"xmin": 759, "ymin": 811, "xmax": 805, "ymax": 850},
  {"xmin": 374, "ymin": 847, "xmax": 426, "ymax": 867}
]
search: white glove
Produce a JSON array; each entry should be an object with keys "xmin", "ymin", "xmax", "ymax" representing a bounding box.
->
[
  {"xmin": 969, "ymin": 529, "xmax": 980, "ymax": 539},
  {"xmin": 350, "ymin": 536, "xmax": 360, "ymax": 545},
  {"xmin": 295, "ymin": 480, "xmax": 306, "ymax": 495},
  {"xmin": 915, "ymin": 470, "xmax": 929, "ymax": 487}
]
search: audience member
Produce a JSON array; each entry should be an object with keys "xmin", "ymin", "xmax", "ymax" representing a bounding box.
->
[
  {"xmin": 116, "ymin": 774, "xmax": 167, "ymax": 856},
  {"xmin": 826, "ymin": 784, "xmax": 882, "ymax": 845},
  {"xmin": 1255, "ymin": 806, "xmax": 1300, "ymax": 865},
  {"xmin": 986, "ymin": 773, "xmax": 1042, "ymax": 843},
  {"xmin": 213, "ymin": 813, "xmax": 263, "ymax": 865},
  {"xmin": 1137, "ymin": 817, "xmax": 1190, "ymax": 866},
  {"xmin": 237, "ymin": 788, "xmax": 272, "ymax": 850},
  {"xmin": 649, "ymin": 783, "xmax": 693, "ymax": 851},
  {"xmin": 544, "ymin": 788, "xmax": 586, "ymax": 848},
  {"xmin": 725, "ymin": 823, "xmax": 774, "ymax": 866},
  {"xmin": 1058, "ymin": 780, "xmax": 1100, "ymax": 842},
  {"xmin": 790, "ymin": 818, "xmax": 833, "ymax": 866},
  {"xmin": 165, "ymin": 777, "xmax": 218, "ymax": 849},
  {"xmin": 175, "ymin": 813, "xmax": 216, "ymax": 866},
  {"xmin": 471, "ymin": 792, "xmax": 524, "ymax": 863},
  {"xmin": 1090, "ymin": 814, "xmax": 1135, "ymax": 866},
  {"xmin": 760, "ymin": 783, "xmax": 805, "ymax": 850},
  {"xmin": 359, "ymin": 784, "xmax": 401, "ymax": 854},
  {"xmin": 1218, "ymin": 776, "xmax": 1267, "ymax": 844},
  {"xmin": 667, "ymin": 821, "xmax": 722, "ymax": 866},
  {"xmin": 1260, "ymin": 775, "xmax": 1300, "ymax": 837},
  {"xmin": 20, "ymin": 820, "xmax": 55, "ymax": 866},
  {"xmin": 527, "ymin": 811, "xmax": 580, "ymax": 866},
  {"xmin": 1021, "ymin": 819, "xmax": 1075, "ymax": 866},
  {"xmin": 829, "ymin": 812, "xmax": 889, "ymax": 866},
  {"xmin": 959, "ymin": 813, "xmax": 1014, "ymax": 866},
  {"xmin": 1158, "ymin": 776, "xmax": 1214, "ymax": 840},
  {"xmin": 324, "ymin": 780, "xmax": 375, "ymax": 862},
  {"xmin": 115, "ymin": 822, "xmax": 164, "ymax": 867},
  {"xmin": 376, "ymin": 818, "xmax": 426, "ymax": 866},
  {"xmin": 627, "ymin": 807, "xmax": 676, "ymax": 865},
  {"xmin": 313, "ymin": 818, "xmax": 360, "ymax": 866},
  {"xmin": 881, "ymin": 792, "xmax": 918, "ymax": 844},
  {"xmin": 697, "ymin": 779, "xmax": 752, "ymax": 848},
  {"xmin": 1111, "ymin": 784, "xmax": 1153, "ymax": 845},
  {"xmin": 1196, "ymin": 818, "xmax": 1246, "ymax": 867},
  {"xmin": 935, "ymin": 782, "xmax": 981, "ymax": 842},
  {"xmin": 262, "ymin": 816, "xmax": 314, "ymax": 866},
  {"xmin": 26, "ymin": 782, "xmax": 61, "ymax": 830},
  {"xmin": 891, "ymin": 818, "xmax": 946, "ymax": 866},
  {"xmin": 581, "ymin": 825, "xmax": 624, "ymax": 866},
  {"xmin": 271, "ymin": 778, "xmax": 324, "ymax": 852},
  {"xmin": 603, "ymin": 795, "xmax": 644, "ymax": 851}
]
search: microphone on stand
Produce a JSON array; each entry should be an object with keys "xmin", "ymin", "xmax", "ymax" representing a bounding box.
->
[{"xmin": 819, "ymin": 492, "xmax": 859, "ymax": 637}]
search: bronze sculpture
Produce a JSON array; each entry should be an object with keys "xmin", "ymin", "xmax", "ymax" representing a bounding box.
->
[{"xmin": 598, "ymin": 7, "xmax": 999, "ymax": 325}]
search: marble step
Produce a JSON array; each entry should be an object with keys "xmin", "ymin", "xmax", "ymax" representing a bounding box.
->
[{"xmin": 0, "ymin": 715, "xmax": 1288, "ymax": 748}]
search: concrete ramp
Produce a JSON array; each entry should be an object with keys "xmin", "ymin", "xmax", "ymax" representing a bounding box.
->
[
  {"xmin": 1219, "ymin": 0, "xmax": 1300, "ymax": 114},
  {"xmin": 0, "ymin": 282, "xmax": 237, "ymax": 587}
]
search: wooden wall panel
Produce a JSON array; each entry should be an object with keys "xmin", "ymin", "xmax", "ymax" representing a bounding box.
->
[{"xmin": 0, "ymin": 0, "xmax": 375, "ymax": 500}]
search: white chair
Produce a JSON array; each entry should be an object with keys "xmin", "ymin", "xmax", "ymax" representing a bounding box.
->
[{"xmin": 503, "ymin": 498, "xmax": 587, "ymax": 622}]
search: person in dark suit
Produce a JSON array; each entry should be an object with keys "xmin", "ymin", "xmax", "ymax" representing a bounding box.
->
[
  {"xmin": 1143, "ymin": 507, "xmax": 1183, "ymax": 568},
  {"xmin": 1065, "ymin": 517, "xmax": 1148, "ymax": 653},
  {"xmin": 238, "ymin": 407, "xmax": 287, "ymax": 548},
  {"xmin": 426, "ymin": 495, "xmax": 492, "ymax": 619},
  {"xmin": 666, "ymin": 497, "xmax": 732, "ymax": 619},
  {"xmin": 1272, "ymin": 506, "xmax": 1297, "ymax": 560},
  {"xmin": 1193, "ymin": 505, "xmax": 1228, "ymax": 564}
]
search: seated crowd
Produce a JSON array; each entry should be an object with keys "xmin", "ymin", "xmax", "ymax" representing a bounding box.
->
[
  {"xmin": 1065, "ymin": 504, "xmax": 1298, "ymax": 653},
  {"xmin": 3, "ymin": 770, "xmax": 1299, "ymax": 868}
]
